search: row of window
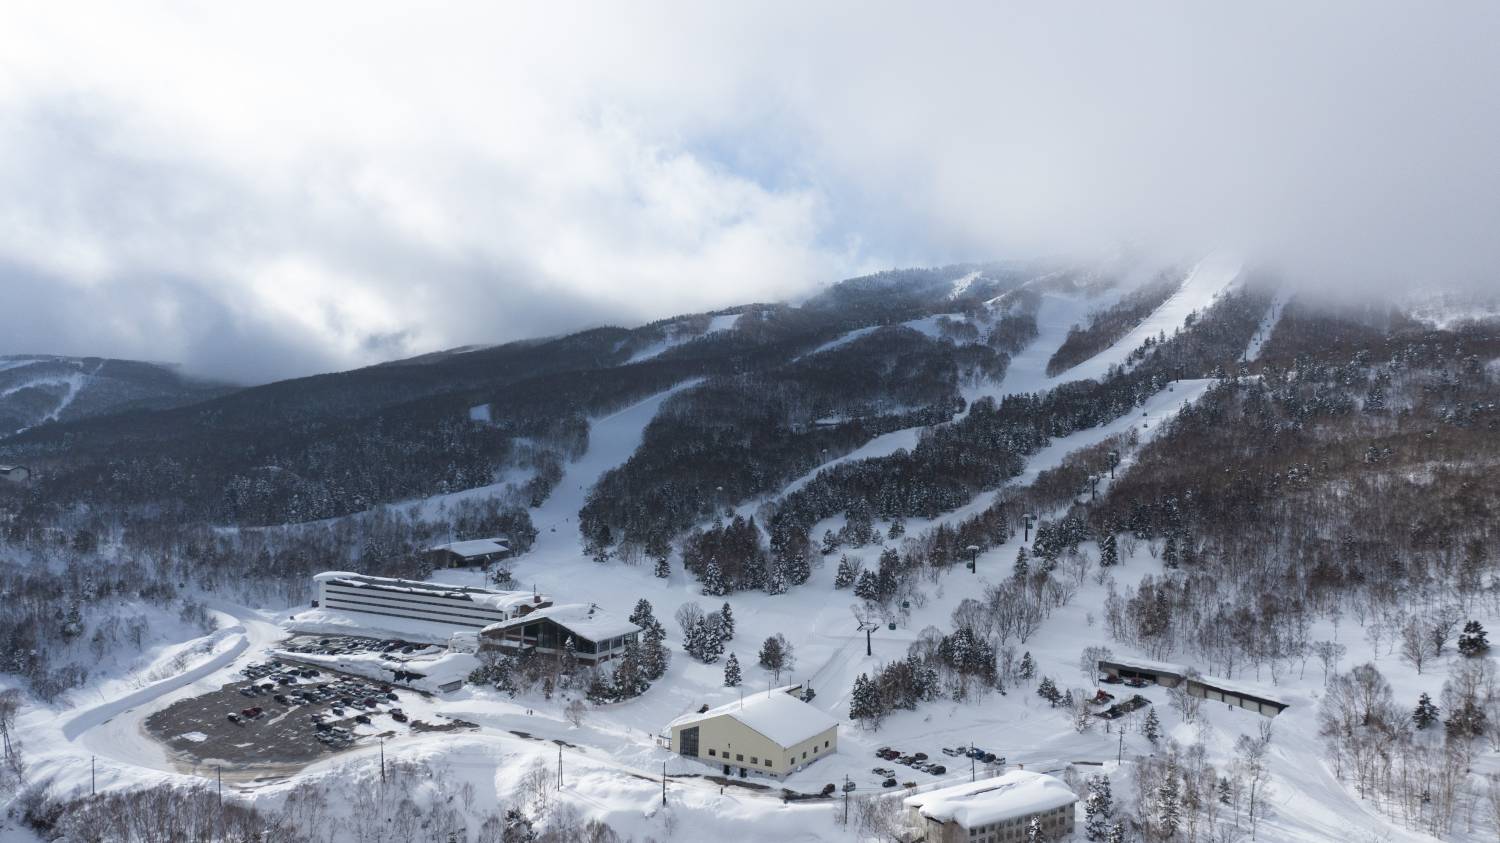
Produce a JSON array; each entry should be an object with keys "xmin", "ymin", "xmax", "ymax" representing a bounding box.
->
[
  {"xmin": 967, "ymin": 805, "xmax": 1072, "ymax": 838},
  {"xmin": 702, "ymin": 735, "xmax": 834, "ymax": 768}
]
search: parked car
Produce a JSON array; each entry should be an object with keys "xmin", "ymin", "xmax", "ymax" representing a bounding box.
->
[
  {"xmin": 912, "ymin": 752, "xmax": 928, "ymax": 761},
  {"xmin": 1100, "ymin": 673, "xmax": 1122, "ymax": 684},
  {"xmin": 928, "ymin": 765, "xmax": 947, "ymax": 775},
  {"xmin": 882, "ymin": 778, "xmax": 898, "ymax": 788},
  {"xmin": 941, "ymin": 747, "xmax": 964, "ymax": 757},
  {"xmin": 391, "ymin": 711, "xmax": 409, "ymax": 723},
  {"xmin": 354, "ymin": 714, "xmax": 371, "ymax": 724},
  {"xmin": 842, "ymin": 781, "xmax": 856, "ymax": 792},
  {"xmin": 227, "ymin": 713, "xmax": 241, "ymax": 724},
  {"xmin": 1123, "ymin": 677, "xmax": 1148, "ymax": 688}
]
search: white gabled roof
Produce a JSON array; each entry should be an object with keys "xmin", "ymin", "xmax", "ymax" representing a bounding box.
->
[
  {"xmin": 482, "ymin": 603, "xmax": 639, "ymax": 643},
  {"xmin": 903, "ymin": 771, "xmax": 1077, "ymax": 828},
  {"xmin": 669, "ymin": 686, "xmax": 838, "ymax": 748},
  {"xmin": 431, "ymin": 538, "xmax": 510, "ymax": 557}
]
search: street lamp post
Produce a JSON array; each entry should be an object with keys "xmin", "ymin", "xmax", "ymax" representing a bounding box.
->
[{"xmin": 966, "ymin": 544, "xmax": 980, "ymax": 573}]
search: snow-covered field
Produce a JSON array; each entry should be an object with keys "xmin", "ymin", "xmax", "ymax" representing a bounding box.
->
[{"xmin": 7, "ymin": 262, "xmax": 1489, "ymax": 842}]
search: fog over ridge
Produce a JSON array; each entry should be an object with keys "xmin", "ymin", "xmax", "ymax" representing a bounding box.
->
[{"xmin": 0, "ymin": 1, "xmax": 1495, "ymax": 381}]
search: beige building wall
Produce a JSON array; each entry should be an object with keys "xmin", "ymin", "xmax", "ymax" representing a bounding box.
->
[{"xmin": 671, "ymin": 715, "xmax": 837, "ymax": 777}]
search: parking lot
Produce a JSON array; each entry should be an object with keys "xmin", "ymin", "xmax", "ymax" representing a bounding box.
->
[
  {"xmin": 863, "ymin": 743, "xmax": 1005, "ymax": 790},
  {"xmin": 278, "ymin": 633, "xmax": 444, "ymax": 662},
  {"xmin": 144, "ymin": 659, "xmax": 434, "ymax": 768}
]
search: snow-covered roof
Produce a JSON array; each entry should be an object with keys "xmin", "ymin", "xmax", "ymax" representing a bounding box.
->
[
  {"xmin": 315, "ymin": 571, "xmax": 544, "ymax": 612},
  {"xmin": 430, "ymin": 538, "xmax": 510, "ymax": 557},
  {"xmin": 668, "ymin": 686, "xmax": 838, "ymax": 748},
  {"xmin": 903, "ymin": 771, "xmax": 1077, "ymax": 828},
  {"xmin": 481, "ymin": 603, "xmax": 639, "ymax": 643},
  {"xmin": 1099, "ymin": 656, "xmax": 1189, "ymax": 675}
]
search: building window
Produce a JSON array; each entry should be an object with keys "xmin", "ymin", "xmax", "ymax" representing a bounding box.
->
[
  {"xmin": 749, "ymin": 757, "xmax": 758, "ymax": 764},
  {"xmin": 765, "ymin": 759, "xmax": 772, "ymax": 767},
  {"xmin": 824, "ymin": 740, "xmax": 829, "ymax": 748},
  {"xmin": 802, "ymin": 751, "xmax": 807, "ymax": 759},
  {"xmin": 708, "ymin": 749, "xmax": 716, "ymax": 757},
  {"xmin": 736, "ymin": 754, "xmax": 743, "ymax": 762}
]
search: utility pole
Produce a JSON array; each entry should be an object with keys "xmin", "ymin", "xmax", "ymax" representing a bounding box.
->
[
  {"xmin": 970, "ymin": 743, "xmax": 976, "ymax": 782},
  {"xmin": 843, "ymin": 775, "xmax": 851, "ymax": 825},
  {"xmin": 91, "ymin": 755, "xmax": 96, "ymax": 795},
  {"xmin": 216, "ymin": 764, "xmax": 222, "ymax": 806},
  {"xmin": 380, "ymin": 736, "xmax": 386, "ymax": 785},
  {"xmin": 558, "ymin": 743, "xmax": 564, "ymax": 789},
  {"xmin": 1023, "ymin": 514, "xmax": 1035, "ymax": 543},
  {"xmin": 1117, "ymin": 727, "xmax": 1124, "ymax": 763},
  {"xmin": 662, "ymin": 760, "xmax": 667, "ymax": 805}
]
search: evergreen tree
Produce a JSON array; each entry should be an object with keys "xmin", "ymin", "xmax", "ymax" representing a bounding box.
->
[
  {"xmin": 850, "ymin": 673, "xmax": 883, "ymax": 727},
  {"xmin": 640, "ymin": 622, "xmax": 669, "ymax": 680},
  {"xmin": 1037, "ymin": 676, "xmax": 1061, "ymax": 707},
  {"xmin": 1155, "ymin": 760, "xmax": 1182, "ymax": 838},
  {"xmin": 1019, "ymin": 651, "xmax": 1036, "ymax": 682},
  {"xmin": 786, "ymin": 552, "xmax": 812, "ymax": 586},
  {"xmin": 1100, "ymin": 533, "xmax": 1119, "ymax": 568},
  {"xmin": 1413, "ymin": 692, "xmax": 1440, "ymax": 729},
  {"xmin": 1143, "ymin": 707, "xmax": 1162, "ymax": 744},
  {"xmin": 718, "ymin": 602, "xmax": 735, "ymax": 640},
  {"xmin": 700, "ymin": 620, "xmax": 725, "ymax": 663},
  {"xmin": 653, "ymin": 556, "xmax": 671, "ymax": 579},
  {"xmin": 1459, "ymin": 620, "xmax": 1490, "ymax": 656},
  {"xmin": 561, "ymin": 637, "xmax": 579, "ymax": 676},
  {"xmin": 629, "ymin": 599, "xmax": 656, "ymax": 630},
  {"xmin": 701, "ymin": 560, "xmax": 729, "ymax": 596},
  {"xmin": 821, "ymin": 530, "xmax": 840, "ymax": 555},
  {"xmin": 888, "ymin": 520, "xmax": 905, "ymax": 540},
  {"xmin": 1105, "ymin": 822, "xmax": 1126, "ymax": 843},
  {"xmin": 853, "ymin": 569, "xmax": 883, "ymax": 602},
  {"xmin": 834, "ymin": 555, "xmax": 861, "ymax": 589},
  {"xmin": 1162, "ymin": 534, "xmax": 1179, "ymax": 569},
  {"xmin": 1084, "ymin": 774, "xmax": 1114, "ymax": 841},
  {"xmin": 1217, "ymin": 777, "xmax": 1232, "ymax": 806},
  {"xmin": 1025, "ymin": 816, "xmax": 1043, "ymax": 842},
  {"xmin": 766, "ymin": 561, "xmax": 789, "ymax": 595},
  {"xmin": 1013, "ymin": 546, "xmax": 1030, "ymax": 581},
  {"xmin": 723, "ymin": 652, "xmax": 742, "ymax": 687}
]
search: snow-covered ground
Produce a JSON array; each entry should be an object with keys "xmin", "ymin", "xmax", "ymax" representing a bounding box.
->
[{"xmin": 9, "ymin": 260, "xmax": 1487, "ymax": 842}]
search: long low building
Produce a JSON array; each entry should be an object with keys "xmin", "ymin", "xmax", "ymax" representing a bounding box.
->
[
  {"xmin": 1098, "ymin": 657, "xmax": 1288, "ymax": 717},
  {"xmin": 667, "ymin": 685, "xmax": 838, "ymax": 779},
  {"xmin": 903, "ymin": 770, "xmax": 1078, "ymax": 843},
  {"xmin": 314, "ymin": 572, "xmax": 551, "ymax": 632},
  {"xmin": 479, "ymin": 603, "xmax": 641, "ymax": 665},
  {"xmin": 428, "ymin": 537, "xmax": 513, "ymax": 568}
]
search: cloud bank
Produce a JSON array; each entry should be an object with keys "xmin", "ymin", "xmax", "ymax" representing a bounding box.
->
[{"xmin": 1, "ymin": 2, "xmax": 1496, "ymax": 381}]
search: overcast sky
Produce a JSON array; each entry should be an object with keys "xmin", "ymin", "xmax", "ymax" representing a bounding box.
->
[{"xmin": 1, "ymin": 2, "xmax": 1497, "ymax": 382}]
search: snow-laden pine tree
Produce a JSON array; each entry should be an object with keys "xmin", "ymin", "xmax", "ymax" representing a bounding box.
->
[
  {"xmin": 701, "ymin": 561, "xmax": 729, "ymax": 596},
  {"xmin": 834, "ymin": 555, "xmax": 861, "ymax": 589},
  {"xmin": 1459, "ymin": 620, "xmax": 1490, "ymax": 656},
  {"xmin": 850, "ymin": 673, "xmax": 883, "ymax": 728},
  {"xmin": 1025, "ymin": 816, "xmax": 1043, "ymax": 842},
  {"xmin": 1413, "ymin": 692, "xmax": 1440, "ymax": 729},
  {"xmin": 1143, "ymin": 707, "xmax": 1161, "ymax": 744},
  {"xmin": 786, "ymin": 553, "xmax": 811, "ymax": 586},
  {"xmin": 1013, "ymin": 546, "xmax": 1030, "ymax": 581},
  {"xmin": 1100, "ymin": 533, "xmax": 1119, "ymax": 568},
  {"xmin": 653, "ymin": 556, "xmax": 671, "ymax": 579},
  {"xmin": 1019, "ymin": 651, "xmax": 1036, "ymax": 681},
  {"xmin": 718, "ymin": 602, "xmax": 735, "ymax": 640},
  {"xmin": 1084, "ymin": 774, "xmax": 1113, "ymax": 841},
  {"xmin": 765, "ymin": 562, "xmax": 789, "ymax": 595},
  {"xmin": 1155, "ymin": 760, "xmax": 1182, "ymax": 838},
  {"xmin": 723, "ymin": 653, "xmax": 742, "ymax": 687},
  {"xmin": 640, "ymin": 622, "xmax": 669, "ymax": 680}
]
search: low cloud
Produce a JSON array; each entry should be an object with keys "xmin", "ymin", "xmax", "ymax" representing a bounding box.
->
[{"xmin": 0, "ymin": 2, "xmax": 1495, "ymax": 381}]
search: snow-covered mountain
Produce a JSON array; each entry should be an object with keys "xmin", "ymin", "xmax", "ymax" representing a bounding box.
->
[{"xmin": 0, "ymin": 354, "xmax": 229, "ymax": 437}]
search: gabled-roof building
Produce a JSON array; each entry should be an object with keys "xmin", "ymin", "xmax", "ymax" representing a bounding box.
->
[
  {"xmin": 478, "ymin": 603, "xmax": 641, "ymax": 665},
  {"xmin": 428, "ymin": 537, "xmax": 513, "ymax": 568},
  {"xmin": 667, "ymin": 685, "xmax": 838, "ymax": 779},
  {"xmin": 903, "ymin": 770, "xmax": 1077, "ymax": 843}
]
